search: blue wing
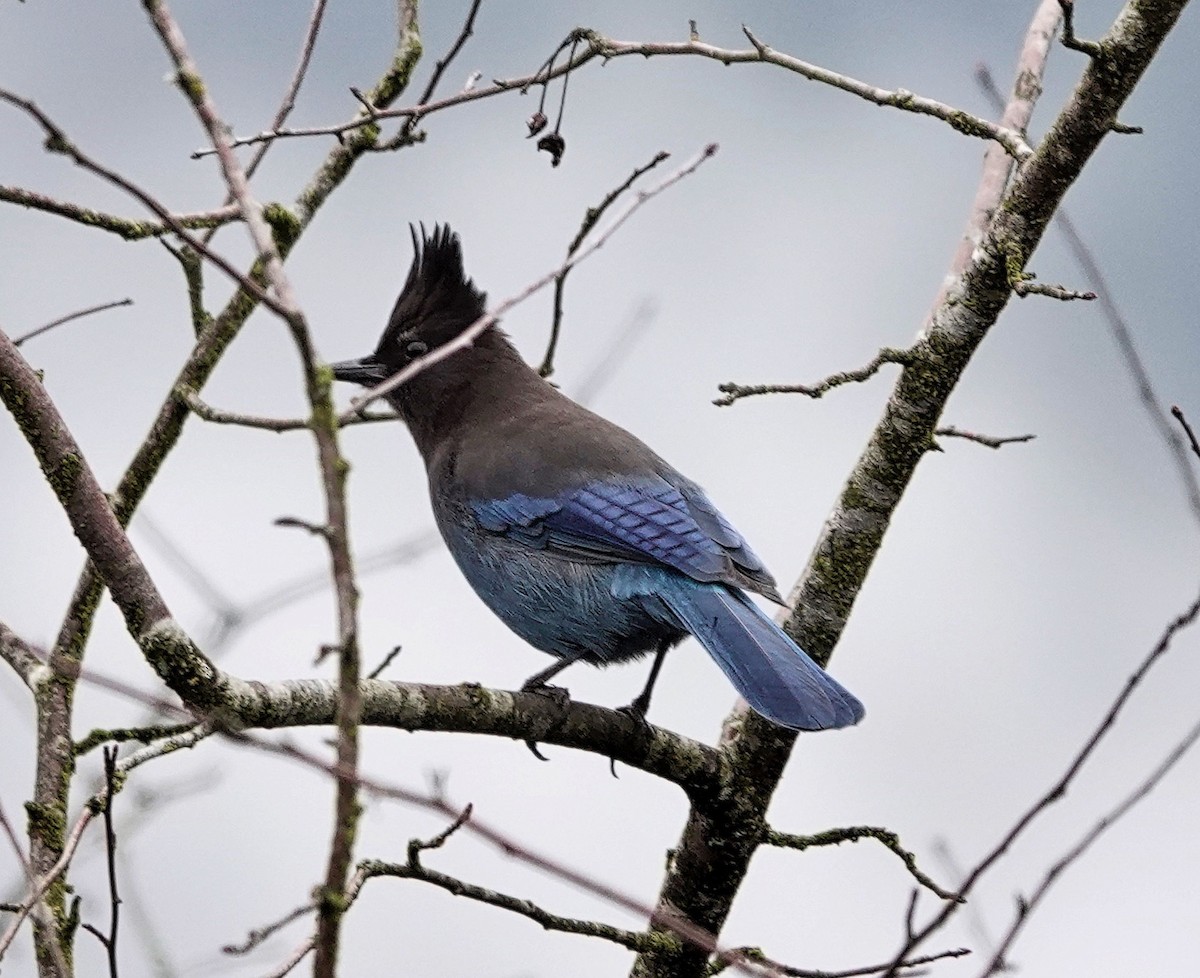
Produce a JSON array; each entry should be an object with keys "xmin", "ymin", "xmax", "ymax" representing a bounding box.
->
[{"xmin": 471, "ymin": 476, "xmax": 779, "ymax": 597}]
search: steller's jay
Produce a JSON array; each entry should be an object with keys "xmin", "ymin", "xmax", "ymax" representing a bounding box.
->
[{"xmin": 332, "ymin": 225, "xmax": 863, "ymax": 731}]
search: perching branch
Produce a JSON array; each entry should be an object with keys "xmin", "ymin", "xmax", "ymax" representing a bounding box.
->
[{"xmin": 633, "ymin": 2, "xmax": 1191, "ymax": 975}]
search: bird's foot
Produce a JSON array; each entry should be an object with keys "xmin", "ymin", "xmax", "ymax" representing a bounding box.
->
[
  {"xmin": 616, "ymin": 694, "xmax": 653, "ymax": 731},
  {"xmin": 520, "ymin": 683, "xmax": 572, "ymax": 761},
  {"xmin": 520, "ymin": 681, "xmax": 572, "ymax": 710},
  {"xmin": 610, "ymin": 696, "xmax": 656, "ymax": 778}
]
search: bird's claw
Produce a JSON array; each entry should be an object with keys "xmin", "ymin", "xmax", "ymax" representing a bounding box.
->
[
  {"xmin": 521, "ymin": 682, "xmax": 571, "ymax": 710},
  {"xmin": 520, "ymin": 684, "xmax": 571, "ymax": 761}
]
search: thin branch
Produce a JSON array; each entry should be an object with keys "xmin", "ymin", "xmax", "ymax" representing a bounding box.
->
[
  {"xmin": 243, "ymin": 0, "xmax": 328, "ymax": 184},
  {"xmin": 199, "ymin": 27, "xmax": 1032, "ymax": 161},
  {"xmin": 11, "ymin": 299, "xmax": 134, "ymax": 347},
  {"xmin": 343, "ymin": 143, "xmax": 719, "ymax": 418},
  {"xmin": 73, "ymin": 722, "xmax": 195, "ymax": 759},
  {"xmin": 714, "ymin": 347, "xmax": 914, "ymax": 406},
  {"xmin": 366, "ymin": 646, "xmax": 404, "ymax": 680},
  {"xmin": 0, "ymin": 725, "xmax": 212, "ymax": 960},
  {"xmin": 222, "ymin": 902, "xmax": 315, "ymax": 956},
  {"xmin": 884, "ymin": 586, "xmax": 1200, "ymax": 976},
  {"xmin": 197, "ymin": 0, "xmax": 329, "ymax": 249},
  {"xmin": 707, "ymin": 945, "xmax": 971, "ymax": 978},
  {"xmin": 176, "ymin": 384, "xmax": 397, "ymax": 431},
  {"xmin": 539, "ymin": 150, "xmax": 670, "ymax": 378},
  {"xmin": 354, "ymin": 856, "xmax": 669, "ymax": 954},
  {"xmin": 0, "ymin": 807, "xmax": 95, "ymax": 959},
  {"xmin": 933, "ymin": 427, "xmax": 1036, "ymax": 450},
  {"xmin": 0, "ymin": 183, "xmax": 241, "ymax": 240},
  {"xmin": 0, "ymin": 88, "xmax": 291, "ymax": 318},
  {"xmin": 978, "ymin": 710, "xmax": 1200, "ymax": 977},
  {"xmin": 139, "ymin": 8, "xmax": 365, "ymax": 976},
  {"xmin": 975, "ymin": 63, "xmax": 1200, "ymax": 523},
  {"xmin": 406, "ymin": 0, "xmax": 483, "ymax": 126},
  {"xmin": 1010, "ymin": 279, "xmax": 1096, "ymax": 300},
  {"xmin": 80, "ymin": 747, "xmax": 122, "ymax": 978},
  {"xmin": 0, "ymin": 799, "xmax": 69, "ymax": 978},
  {"xmin": 1058, "ymin": 0, "xmax": 1106, "ymax": 58},
  {"xmin": 764, "ymin": 827, "xmax": 957, "ymax": 901},
  {"xmin": 1171, "ymin": 406, "xmax": 1200, "ymax": 461}
]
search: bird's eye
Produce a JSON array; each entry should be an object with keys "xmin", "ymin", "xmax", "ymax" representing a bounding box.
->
[{"xmin": 404, "ymin": 339, "xmax": 429, "ymax": 359}]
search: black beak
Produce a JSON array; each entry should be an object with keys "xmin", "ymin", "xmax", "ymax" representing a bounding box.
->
[{"xmin": 330, "ymin": 355, "xmax": 389, "ymax": 386}]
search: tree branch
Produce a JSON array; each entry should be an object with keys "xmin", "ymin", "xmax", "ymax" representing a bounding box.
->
[
  {"xmin": 632, "ymin": 1, "xmax": 1193, "ymax": 974},
  {"xmin": 764, "ymin": 826, "xmax": 957, "ymax": 901}
]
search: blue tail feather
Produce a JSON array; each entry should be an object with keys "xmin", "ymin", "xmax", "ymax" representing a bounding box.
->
[{"xmin": 614, "ymin": 567, "xmax": 863, "ymax": 731}]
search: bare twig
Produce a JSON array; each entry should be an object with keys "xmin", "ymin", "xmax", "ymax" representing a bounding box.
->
[
  {"xmin": 244, "ymin": 0, "xmax": 328, "ymax": 183},
  {"xmin": 0, "ymin": 808, "xmax": 95, "ymax": 959},
  {"xmin": 764, "ymin": 827, "xmax": 957, "ymax": 901},
  {"xmin": 0, "ymin": 183, "xmax": 240, "ymax": 240},
  {"xmin": 222, "ymin": 902, "xmax": 315, "ymax": 956},
  {"xmin": 199, "ymin": 0, "xmax": 329, "ymax": 248},
  {"xmin": 975, "ymin": 63, "xmax": 1200, "ymax": 524},
  {"xmin": 404, "ymin": 0, "xmax": 484, "ymax": 131},
  {"xmin": 714, "ymin": 347, "xmax": 914, "ymax": 406},
  {"xmin": 882, "ymin": 587, "xmax": 1200, "ymax": 975},
  {"xmin": 366, "ymin": 645, "xmax": 404, "ymax": 680},
  {"xmin": 0, "ymin": 87, "xmax": 287, "ymax": 318},
  {"xmin": 343, "ymin": 143, "xmax": 720, "ymax": 418},
  {"xmin": 1011, "ymin": 279, "xmax": 1096, "ymax": 300},
  {"xmin": 11, "ymin": 298, "xmax": 134, "ymax": 347},
  {"xmin": 199, "ymin": 27, "xmax": 1032, "ymax": 161},
  {"xmin": 978, "ymin": 710, "xmax": 1200, "ymax": 977},
  {"xmin": 1171, "ymin": 406, "xmax": 1200, "ymax": 461},
  {"xmin": 139, "ymin": 7, "xmax": 365, "ymax": 975},
  {"xmin": 539, "ymin": 150, "xmax": 670, "ymax": 377},
  {"xmin": 0, "ymin": 799, "xmax": 70, "ymax": 977},
  {"xmin": 80, "ymin": 747, "xmax": 122, "ymax": 978},
  {"xmin": 933, "ymin": 427, "xmax": 1036, "ymax": 450},
  {"xmin": 1058, "ymin": 0, "xmax": 1106, "ymax": 58},
  {"xmin": 224, "ymin": 730, "xmax": 780, "ymax": 977},
  {"xmin": 0, "ymin": 725, "xmax": 211, "ymax": 960},
  {"xmin": 176, "ymin": 384, "xmax": 397, "ymax": 431},
  {"xmin": 708, "ymin": 945, "xmax": 971, "ymax": 978}
]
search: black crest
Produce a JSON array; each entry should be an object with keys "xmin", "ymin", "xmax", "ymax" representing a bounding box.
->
[{"xmin": 375, "ymin": 224, "xmax": 488, "ymax": 364}]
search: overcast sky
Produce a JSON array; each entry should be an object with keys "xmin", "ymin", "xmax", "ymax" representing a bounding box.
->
[{"xmin": 2, "ymin": 2, "xmax": 1199, "ymax": 977}]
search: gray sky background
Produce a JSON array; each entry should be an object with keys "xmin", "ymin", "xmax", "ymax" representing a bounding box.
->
[{"xmin": 2, "ymin": 2, "xmax": 1198, "ymax": 976}]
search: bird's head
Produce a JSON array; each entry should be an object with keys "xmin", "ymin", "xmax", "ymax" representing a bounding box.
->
[{"xmin": 331, "ymin": 222, "xmax": 493, "ymax": 393}]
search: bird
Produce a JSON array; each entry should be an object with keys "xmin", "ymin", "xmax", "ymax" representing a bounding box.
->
[{"xmin": 332, "ymin": 225, "xmax": 863, "ymax": 732}]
